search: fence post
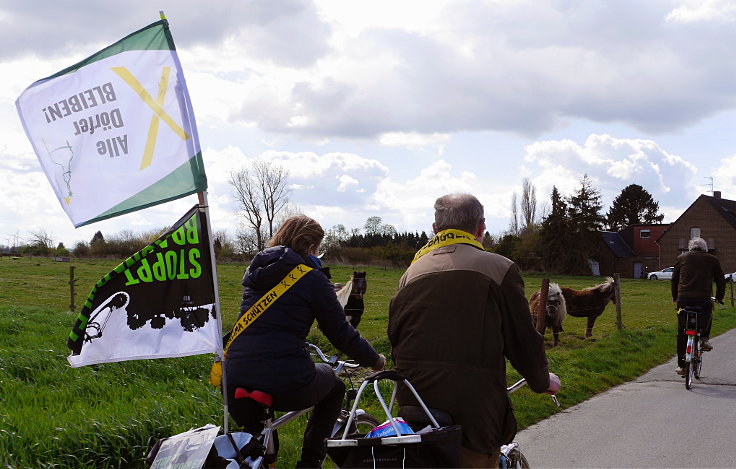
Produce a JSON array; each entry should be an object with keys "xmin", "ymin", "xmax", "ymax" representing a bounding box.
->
[
  {"xmin": 614, "ymin": 273, "xmax": 622, "ymax": 330},
  {"xmin": 536, "ymin": 279, "xmax": 549, "ymax": 335},
  {"xmin": 69, "ymin": 265, "xmax": 76, "ymax": 312}
]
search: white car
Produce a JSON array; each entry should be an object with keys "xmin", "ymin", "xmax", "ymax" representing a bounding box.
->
[
  {"xmin": 648, "ymin": 267, "xmax": 674, "ymax": 280},
  {"xmin": 725, "ymin": 272, "xmax": 736, "ymax": 283}
]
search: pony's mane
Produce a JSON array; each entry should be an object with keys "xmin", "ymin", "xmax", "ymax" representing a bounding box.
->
[
  {"xmin": 583, "ymin": 277, "xmax": 614, "ymax": 292},
  {"xmin": 548, "ymin": 282, "xmax": 562, "ymax": 295}
]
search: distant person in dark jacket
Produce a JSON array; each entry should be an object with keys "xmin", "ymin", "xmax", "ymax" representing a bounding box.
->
[
  {"xmin": 388, "ymin": 193, "xmax": 560, "ymax": 468},
  {"xmin": 225, "ymin": 215, "xmax": 385, "ymax": 468},
  {"xmin": 671, "ymin": 237, "xmax": 725, "ymax": 376}
]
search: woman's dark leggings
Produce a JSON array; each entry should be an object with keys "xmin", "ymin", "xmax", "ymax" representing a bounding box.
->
[{"xmin": 229, "ymin": 363, "xmax": 345, "ymax": 463}]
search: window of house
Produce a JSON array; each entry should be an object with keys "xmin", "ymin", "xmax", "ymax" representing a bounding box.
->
[
  {"xmin": 640, "ymin": 230, "xmax": 651, "ymax": 239},
  {"xmin": 691, "ymin": 227, "xmax": 701, "ymax": 239}
]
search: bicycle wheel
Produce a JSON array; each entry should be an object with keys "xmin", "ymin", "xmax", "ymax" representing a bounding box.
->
[
  {"xmin": 694, "ymin": 341, "xmax": 702, "ymax": 379},
  {"xmin": 352, "ymin": 412, "xmax": 381, "ymax": 434},
  {"xmin": 685, "ymin": 359, "xmax": 694, "ymax": 390},
  {"xmin": 504, "ymin": 447, "xmax": 530, "ymax": 469}
]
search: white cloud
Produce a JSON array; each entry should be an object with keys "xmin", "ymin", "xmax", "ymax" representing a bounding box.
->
[
  {"xmin": 713, "ymin": 155, "xmax": 736, "ymax": 199},
  {"xmin": 523, "ymin": 134, "xmax": 698, "ymax": 219},
  {"xmin": 337, "ymin": 174, "xmax": 359, "ymax": 191},
  {"xmin": 666, "ymin": 0, "xmax": 736, "ymax": 23},
  {"xmin": 379, "ymin": 132, "xmax": 450, "ymax": 153}
]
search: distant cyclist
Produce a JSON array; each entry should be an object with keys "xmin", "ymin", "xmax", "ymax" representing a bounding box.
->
[{"xmin": 671, "ymin": 237, "xmax": 725, "ymax": 376}]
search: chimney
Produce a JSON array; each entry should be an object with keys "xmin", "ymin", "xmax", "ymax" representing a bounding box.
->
[{"xmin": 714, "ymin": 191, "xmax": 722, "ymax": 200}]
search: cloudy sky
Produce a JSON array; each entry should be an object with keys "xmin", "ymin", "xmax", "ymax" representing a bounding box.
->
[{"xmin": 3, "ymin": 0, "xmax": 736, "ymax": 249}]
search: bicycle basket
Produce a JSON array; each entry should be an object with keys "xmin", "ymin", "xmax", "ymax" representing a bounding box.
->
[
  {"xmin": 325, "ymin": 371, "xmax": 462, "ymax": 468},
  {"xmin": 684, "ymin": 308, "xmax": 711, "ymax": 333}
]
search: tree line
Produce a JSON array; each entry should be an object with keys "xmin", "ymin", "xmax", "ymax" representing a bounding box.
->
[{"xmin": 8, "ymin": 158, "xmax": 664, "ymax": 275}]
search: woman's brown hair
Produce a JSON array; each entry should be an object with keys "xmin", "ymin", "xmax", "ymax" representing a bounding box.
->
[{"xmin": 268, "ymin": 215, "xmax": 324, "ymax": 256}]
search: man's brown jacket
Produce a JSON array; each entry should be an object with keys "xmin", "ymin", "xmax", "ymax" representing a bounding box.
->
[{"xmin": 388, "ymin": 243, "xmax": 550, "ymax": 453}]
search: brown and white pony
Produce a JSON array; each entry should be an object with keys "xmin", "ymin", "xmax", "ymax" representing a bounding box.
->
[
  {"xmin": 530, "ymin": 277, "xmax": 616, "ymax": 344},
  {"xmin": 530, "ymin": 283, "xmax": 567, "ymax": 346},
  {"xmin": 335, "ymin": 271, "xmax": 367, "ymax": 329}
]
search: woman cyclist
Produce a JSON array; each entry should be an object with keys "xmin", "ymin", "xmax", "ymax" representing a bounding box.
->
[{"xmin": 225, "ymin": 215, "xmax": 385, "ymax": 468}]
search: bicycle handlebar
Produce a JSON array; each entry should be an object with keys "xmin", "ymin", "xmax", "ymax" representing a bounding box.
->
[
  {"xmin": 307, "ymin": 343, "xmax": 360, "ymax": 369},
  {"xmin": 508, "ymin": 378, "xmax": 560, "ymax": 407}
]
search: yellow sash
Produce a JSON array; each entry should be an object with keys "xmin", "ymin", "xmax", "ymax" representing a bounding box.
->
[
  {"xmin": 411, "ymin": 229, "xmax": 485, "ymax": 264},
  {"xmin": 209, "ymin": 263, "xmax": 313, "ymax": 387}
]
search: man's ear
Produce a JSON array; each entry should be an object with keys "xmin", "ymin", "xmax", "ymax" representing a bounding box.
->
[
  {"xmin": 432, "ymin": 223, "xmax": 438, "ymax": 234},
  {"xmin": 474, "ymin": 220, "xmax": 486, "ymax": 241}
]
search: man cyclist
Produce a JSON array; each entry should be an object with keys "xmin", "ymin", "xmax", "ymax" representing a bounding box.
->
[
  {"xmin": 671, "ymin": 237, "xmax": 725, "ymax": 376},
  {"xmin": 388, "ymin": 193, "xmax": 560, "ymax": 468}
]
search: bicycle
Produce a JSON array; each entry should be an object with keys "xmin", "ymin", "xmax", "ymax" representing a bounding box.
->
[
  {"xmin": 211, "ymin": 343, "xmax": 381, "ymax": 468},
  {"xmin": 680, "ymin": 298, "xmax": 722, "ymax": 390},
  {"xmin": 388, "ymin": 377, "xmax": 559, "ymax": 468}
]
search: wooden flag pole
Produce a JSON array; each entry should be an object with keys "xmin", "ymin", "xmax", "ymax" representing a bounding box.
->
[
  {"xmin": 198, "ymin": 191, "xmax": 229, "ymax": 434},
  {"xmin": 536, "ymin": 279, "xmax": 549, "ymax": 335}
]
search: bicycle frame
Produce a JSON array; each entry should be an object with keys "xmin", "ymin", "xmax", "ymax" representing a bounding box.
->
[
  {"xmin": 681, "ymin": 307, "xmax": 710, "ymax": 390},
  {"xmin": 231, "ymin": 343, "xmax": 372, "ymax": 468}
]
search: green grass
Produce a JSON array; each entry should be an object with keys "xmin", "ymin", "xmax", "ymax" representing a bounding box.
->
[{"xmin": 1, "ymin": 257, "xmax": 735, "ymax": 467}]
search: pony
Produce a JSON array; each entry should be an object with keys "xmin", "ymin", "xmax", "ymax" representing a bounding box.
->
[
  {"xmin": 529, "ymin": 283, "xmax": 567, "ymax": 346},
  {"xmin": 335, "ymin": 271, "xmax": 367, "ymax": 329},
  {"xmin": 530, "ymin": 277, "xmax": 616, "ymax": 343}
]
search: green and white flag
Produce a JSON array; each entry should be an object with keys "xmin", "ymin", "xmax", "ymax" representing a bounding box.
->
[{"xmin": 15, "ymin": 19, "xmax": 206, "ymax": 227}]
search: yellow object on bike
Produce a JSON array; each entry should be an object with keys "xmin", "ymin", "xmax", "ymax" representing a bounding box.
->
[{"xmin": 209, "ymin": 264, "xmax": 313, "ymax": 387}]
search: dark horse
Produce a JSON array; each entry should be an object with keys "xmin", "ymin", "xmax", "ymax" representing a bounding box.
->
[{"xmin": 335, "ymin": 271, "xmax": 367, "ymax": 328}]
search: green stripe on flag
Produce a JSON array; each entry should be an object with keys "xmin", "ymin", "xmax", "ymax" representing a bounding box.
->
[
  {"xmin": 34, "ymin": 20, "xmax": 172, "ymax": 83},
  {"xmin": 78, "ymin": 152, "xmax": 207, "ymax": 227}
]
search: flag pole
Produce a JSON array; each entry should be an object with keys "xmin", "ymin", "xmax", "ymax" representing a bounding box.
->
[{"xmin": 198, "ymin": 191, "xmax": 229, "ymax": 434}]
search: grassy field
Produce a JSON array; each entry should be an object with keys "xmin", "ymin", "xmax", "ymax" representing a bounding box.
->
[{"xmin": 1, "ymin": 256, "xmax": 735, "ymax": 468}]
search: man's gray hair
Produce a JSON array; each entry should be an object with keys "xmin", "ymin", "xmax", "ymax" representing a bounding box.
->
[
  {"xmin": 434, "ymin": 193, "xmax": 485, "ymax": 233},
  {"xmin": 688, "ymin": 237, "xmax": 708, "ymax": 252}
]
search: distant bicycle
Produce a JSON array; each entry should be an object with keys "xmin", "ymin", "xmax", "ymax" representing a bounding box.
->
[{"xmin": 680, "ymin": 298, "xmax": 722, "ymax": 390}]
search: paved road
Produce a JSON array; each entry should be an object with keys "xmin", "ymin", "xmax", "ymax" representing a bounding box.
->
[{"xmin": 517, "ymin": 328, "xmax": 736, "ymax": 468}]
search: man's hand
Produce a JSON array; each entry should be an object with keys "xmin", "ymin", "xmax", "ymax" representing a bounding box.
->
[
  {"xmin": 373, "ymin": 354, "xmax": 386, "ymax": 371},
  {"xmin": 546, "ymin": 372, "xmax": 560, "ymax": 395}
]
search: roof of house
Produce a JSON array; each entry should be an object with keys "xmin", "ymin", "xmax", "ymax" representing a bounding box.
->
[
  {"xmin": 656, "ymin": 192, "xmax": 736, "ymax": 243},
  {"xmin": 704, "ymin": 194, "xmax": 736, "ymax": 229},
  {"xmin": 601, "ymin": 231, "xmax": 636, "ymax": 258}
]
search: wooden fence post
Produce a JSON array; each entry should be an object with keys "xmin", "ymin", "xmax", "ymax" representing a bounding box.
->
[
  {"xmin": 536, "ymin": 279, "xmax": 549, "ymax": 335},
  {"xmin": 614, "ymin": 273, "xmax": 622, "ymax": 330}
]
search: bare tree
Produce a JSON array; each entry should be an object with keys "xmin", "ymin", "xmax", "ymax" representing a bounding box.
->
[
  {"xmin": 229, "ymin": 160, "xmax": 290, "ymax": 252},
  {"xmin": 520, "ymin": 177, "xmax": 537, "ymax": 231},
  {"xmin": 510, "ymin": 193, "xmax": 520, "ymax": 236},
  {"xmin": 29, "ymin": 228, "xmax": 54, "ymax": 250},
  {"xmin": 254, "ymin": 161, "xmax": 290, "ymax": 239}
]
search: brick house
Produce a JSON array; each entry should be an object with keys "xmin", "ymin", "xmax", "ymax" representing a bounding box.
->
[
  {"xmin": 656, "ymin": 192, "xmax": 736, "ymax": 273},
  {"xmin": 597, "ymin": 224, "xmax": 669, "ymax": 278}
]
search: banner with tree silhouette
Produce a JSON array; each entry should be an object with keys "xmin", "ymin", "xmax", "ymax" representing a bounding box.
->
[
  {"xmin": 67, "ymin": 205, "xmax": 219, "ymax": 367},
  {"xmin": 15, "ymin": 19, "xmax": 206, "ymax": 227}
]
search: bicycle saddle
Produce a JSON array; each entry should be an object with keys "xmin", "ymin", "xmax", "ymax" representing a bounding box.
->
[{"xmin": 398, "ymin": 406, "xmax": 454, "ymax": 427}]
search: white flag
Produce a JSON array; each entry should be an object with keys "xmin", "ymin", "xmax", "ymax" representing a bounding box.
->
[
  {"xmin": 16, "ymin": 20, "xmax": 206, "ymax": 227},
  {"xmin": 67, "ymin": 206, "xmax": 220, "ymax": 367}
]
